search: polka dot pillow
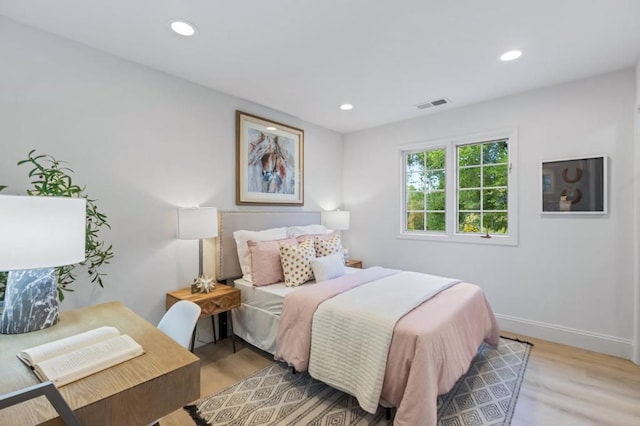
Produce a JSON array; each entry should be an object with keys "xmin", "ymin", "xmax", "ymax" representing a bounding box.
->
[
  {"xmin": 279, "ymin": 237, "xmax": 316, "ymax": 287},
  {"xmin": 314, "ymin": 232, "xmax": 343, "ymax": 258}
]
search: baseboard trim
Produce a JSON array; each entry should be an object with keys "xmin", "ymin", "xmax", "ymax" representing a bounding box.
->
[{"xmin": 495, "ymin": 313, "xmax": 632, "ymax": 360}]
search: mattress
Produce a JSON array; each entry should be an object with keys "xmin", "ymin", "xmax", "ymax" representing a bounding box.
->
[
  {"xmin": 232, "ymin": 267, "xmax": 359, "ymax": 354},
  {"xmin": 234, "ymin": 267, "xmax": 360, "ymax": 316},
  {"xmin": 234, "ymin": 279, "xmax": 312, "ymax": 316}
]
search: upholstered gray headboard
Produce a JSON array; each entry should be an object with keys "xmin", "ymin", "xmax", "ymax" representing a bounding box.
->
[{"xmin": 216, "ymin": 210, "xmax": 321, "ymax": 281}]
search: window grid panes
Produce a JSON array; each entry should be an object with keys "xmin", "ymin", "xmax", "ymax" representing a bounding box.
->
[
  {"xmin": 405, "ymin": 148, "xmax": 446, "ymax": 232},
  {"xmin": 457, "ymin": 139, "xmax": 509, "ymax": 235}
]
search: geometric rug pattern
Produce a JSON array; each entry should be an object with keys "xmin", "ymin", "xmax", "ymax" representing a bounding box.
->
[
  {"xmin": 185, "ymin": 337, "xmax": 532, "ymax": 426},
  {"xmin": 437, "ymin": 337, "xmax": 532, "ymax": 425}
]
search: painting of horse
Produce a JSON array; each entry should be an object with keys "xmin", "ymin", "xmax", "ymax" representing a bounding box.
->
[
  {"xmin": 247, "ymin": 129, "xmax": 296, "ymax": 194},
  {"xmin": 236, "ymin": 111, "xmax": 304, "ymax": 205}
]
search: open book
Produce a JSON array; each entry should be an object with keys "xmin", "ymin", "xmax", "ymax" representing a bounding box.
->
[{"xmin": 17, "ymin": 326, "xmax": 144, "ymax": 387}]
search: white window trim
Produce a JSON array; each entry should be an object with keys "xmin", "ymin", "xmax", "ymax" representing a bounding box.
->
[{"xmin": 398, "ymin": 128, "xmax": 518, "ymax": 246}]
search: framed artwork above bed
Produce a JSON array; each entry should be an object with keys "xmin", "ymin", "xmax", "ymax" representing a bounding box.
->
[{"xmin": 236, "ymin": 111, "xmax": 304, "ymax": 205}]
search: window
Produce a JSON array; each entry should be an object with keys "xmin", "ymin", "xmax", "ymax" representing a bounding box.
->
[
  {"xmin": 401, "ymin": 129, "xmax": 518, "ymax": 245},
  {"xmin": 406, "ymin": 148, "xmax": 446, "ymax": 232}
]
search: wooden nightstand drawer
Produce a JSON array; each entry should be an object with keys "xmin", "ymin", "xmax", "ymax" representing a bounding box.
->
[
  {"xmin": 166, "ymin": 283, "xmax": 241, "ymax": 353},
  {"xmin": 166, "ymin": 283, "xmax": 240, "ymax": 313},
  {"xmin": 345, "ymin": 259, "xmax": 363, "ymax": 269},
  {"xmin": 199, "ymin": 291, "xmax": 240, "ymax": 316}
]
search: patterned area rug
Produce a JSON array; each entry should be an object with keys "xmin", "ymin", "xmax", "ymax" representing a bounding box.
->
[{"xmin": 185, "ymin": 337, "xmax": 531, "ymax": 426}]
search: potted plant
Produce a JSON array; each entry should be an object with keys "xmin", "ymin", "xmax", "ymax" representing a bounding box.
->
[{"xmin": 0, "ymin": 150, "xmax": 113, "ymax": 302}]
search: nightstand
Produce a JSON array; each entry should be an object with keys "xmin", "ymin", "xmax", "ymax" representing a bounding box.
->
[
  {"xmin": 345, "ymin": 259, "xmax": 363, "ymax": 269},
  {"xmin": 166, "ymin": 283, "xmax": 241, "ymax": 353}
]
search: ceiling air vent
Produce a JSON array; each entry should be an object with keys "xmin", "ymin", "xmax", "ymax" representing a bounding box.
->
[{"xmin": 416, "ymin": 97, "xmax": 450, "ymax": 110}]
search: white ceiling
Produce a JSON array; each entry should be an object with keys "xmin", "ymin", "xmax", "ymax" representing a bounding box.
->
[{"xmin": 2, "ymin": 0, "xmax": 640, "ymax": 134}]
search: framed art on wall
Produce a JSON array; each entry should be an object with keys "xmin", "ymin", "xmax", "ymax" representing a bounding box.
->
[
  {"xmin": 541, "ymin": 155, "xmax": 607, "ymax": 214},
  {"xmin": 236, "ymin": 111, "xmax": 304, "ymax": 205}
]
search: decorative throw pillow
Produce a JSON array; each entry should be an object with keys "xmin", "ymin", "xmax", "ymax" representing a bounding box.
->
[
  {"xmin": 314, "ymin": 232, "xmax": 343, "ymax": 258},
  {"xmin": 248, "ymin": 238, "xmax": 296, "ymax": 286},
  {"xmin": 311, "ymin": 253, "xmax": 346, "ymax": 282},
  {"xmin": 279, "ymin": 238, "xmax": 316, "ymax": 287},
  {"xmin": 233, "ymin": 227, "xmax": 287, "ymax": 282},
  {"xmin": 286, "ymin": 224, "xmax": 329, "ymax": 238}
]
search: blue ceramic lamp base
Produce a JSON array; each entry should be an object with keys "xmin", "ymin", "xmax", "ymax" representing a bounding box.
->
[{"xmin": 0, "ymin": 268, "xmax": 59, "ymax": 334}]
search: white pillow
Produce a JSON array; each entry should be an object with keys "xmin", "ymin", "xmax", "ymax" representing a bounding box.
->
[
  {"xmin": 310, "ymin": 253, "xmax": 346, "ymax": 282},
  {"xmin": 233, "ymin": 227, "xmax": 287, "ymax": 282},
  {"xmin": 286, "ymin": 224, "xmax": 329, "ymax": 238}
]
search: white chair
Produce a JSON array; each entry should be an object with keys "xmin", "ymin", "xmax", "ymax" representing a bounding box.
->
[{"xmin": 157, "ymin": 300, "xmax": 201, "ymax": 351}]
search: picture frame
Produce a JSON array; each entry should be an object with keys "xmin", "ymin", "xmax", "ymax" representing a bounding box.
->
[
  {"xmin": 236, "ymin": 111, "xmax": 304, "ymax": 205},
  {"xmin": 541, "ymin": 155, "xmax": 607, "ymax": 214}
]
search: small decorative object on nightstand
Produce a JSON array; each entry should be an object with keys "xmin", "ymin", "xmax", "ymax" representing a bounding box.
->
[
  {"xmin": 166, "ymin": 283, "xmax": 240, "ymax": 353},
  {"xmin": 192, "ymin": 275, "xmax": 215, "ymax": 293},
  {"xmin": 345, "ymin": 259, "xmax": 363, "ymax": 269}
]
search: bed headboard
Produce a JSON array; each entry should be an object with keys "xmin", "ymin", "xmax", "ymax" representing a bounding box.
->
[{"xmin": 216, "ymin": 210, "xmax": 321, "ymax": 281}]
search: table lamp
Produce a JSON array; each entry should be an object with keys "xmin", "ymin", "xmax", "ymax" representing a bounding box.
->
[
  {"xmin": 177, "ymin": 207, "xmax": 218, "ymax": 291},
  {"xmin": 321, "ymin": 210, "xmax": 350, "ymax": 261},
  {"xmin": 321, "ymin": 210, "xmax": 350, "ymax": 232},
  {"xmin": 0, "ymin": 195, "xmax": 86, "ymax": 334}
]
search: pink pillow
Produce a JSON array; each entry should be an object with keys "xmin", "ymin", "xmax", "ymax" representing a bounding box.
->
[{"xmin": 248, "ymin": 238, "xmax": 296, "ymax": 286}]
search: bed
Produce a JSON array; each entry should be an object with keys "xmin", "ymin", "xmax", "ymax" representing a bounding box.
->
[{"xmin": 216, "ymin": 211, "xmax": 500, "ymax": 426}]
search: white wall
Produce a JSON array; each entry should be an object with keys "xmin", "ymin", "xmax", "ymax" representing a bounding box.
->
[
  {"xmin": 0, "ymin": 18, "xmax": 344, "ymax": 344},
  {"xmin": 634, "ymin": 61, "xmax": 640, "ymax": 364},
  {"xmin": 344, "ymin": 69, "xmax": 636, "ymax": 358}
]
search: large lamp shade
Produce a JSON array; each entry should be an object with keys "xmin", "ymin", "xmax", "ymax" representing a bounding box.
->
[
  {"xmin": 177, "ymin": 207, "xmax": 218, "ymax": 286},
  {"xmin": 0, "ymin": 195, "xmax": 86, "ymax": 270},
  {"xmin": 321, "ymin": 210, "xmax": 350, "ymax": 231},
  {"xmin": 177, "ymin": 207, "xmax": 218, "ymax": 240}
]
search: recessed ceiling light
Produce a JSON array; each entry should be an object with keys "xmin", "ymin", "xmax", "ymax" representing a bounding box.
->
[
  {"xmin": 500, "ymin": 50, "xmax": 522, "ymax": 61},
  {"xmin": 340, "ymin": 104, "xmax": 354, "ymax": 111},
  {"xmin": 266, "ymin": 126, "xmax": 277, "ymax": 131},
  {"xmin": 170, "ymin": 21, "xmax": 197, "ymax": 37}
]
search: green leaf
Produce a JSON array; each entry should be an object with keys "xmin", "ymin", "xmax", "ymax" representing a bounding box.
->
[
  {"xmin": 406, "ymin": 212, "xmax": 425, "ymax": 231},
  {"xmin": 459, "ymin": 189, "xmax": 480, "ymax": 210},
  {"xmin": 482, "ymin": 140, "xmax": 508, "ymax": 164},
  {"xmin": 459, "ymin": 167, "xmax": 481, "ymax": 188},
  {"xmin": 483, "ymin": 188, "xmax": 508, "ymax": 210},
  {"xmin": 483, "ymin": 164, "xmax": 508, "ymax": 187},
  {"xmin": 426, "ymin": 149, "xmax": 446, "ymax": 170},
  {"xmin": 426, "ymin": 191, "xmax": 445, "ymax": 211},
  {"xmin": 458, "ymin": 144, "xmax": 481, "ymax": 166},
  {"xmin": 426, "ymin": 213, "xmax": 446, "ymax": 231}
]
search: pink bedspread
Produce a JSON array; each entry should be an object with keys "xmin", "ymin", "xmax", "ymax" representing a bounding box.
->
[{"xmin": 275, "ymin": 267, "xmax": 500, "ymax": 426}]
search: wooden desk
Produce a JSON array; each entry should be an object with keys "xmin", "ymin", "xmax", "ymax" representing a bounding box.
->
[{"xmin": 0, "ymin": 301, "xmax": 200, "ymax": 425}]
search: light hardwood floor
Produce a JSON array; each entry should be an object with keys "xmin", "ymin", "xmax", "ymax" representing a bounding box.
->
[{"xmin": 161, "ymin": 333, "xmax": 640, "ymax": 425}]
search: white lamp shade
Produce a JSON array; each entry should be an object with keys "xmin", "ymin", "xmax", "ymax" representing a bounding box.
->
[
  {"xmin": 321, "ymin": 210, "xmax": 350, "ymax": 231},
  {"xmin": 177, "ymin": 207, "xmax": 218, "ymax": 239},
  {"xmin": 0, "ymin": 195, "xmax": 87, "ymax": 271}
]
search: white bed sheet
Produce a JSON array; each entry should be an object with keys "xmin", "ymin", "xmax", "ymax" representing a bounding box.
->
[
  {"xmin": 232, "ymin": 267, "xmax": 359, "ymax": 354},
  {"xmin": 234, "ymin": 279, "xmax": 314, "ymax": 316}
]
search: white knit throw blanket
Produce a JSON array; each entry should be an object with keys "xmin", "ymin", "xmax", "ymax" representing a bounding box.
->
[{"xmin": 309, "ymin": 271, "xmax": 460, "ymax": 414}]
